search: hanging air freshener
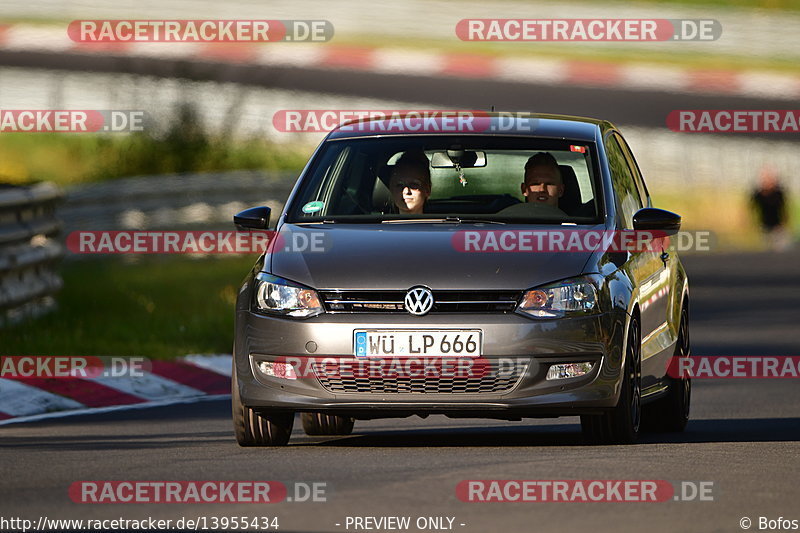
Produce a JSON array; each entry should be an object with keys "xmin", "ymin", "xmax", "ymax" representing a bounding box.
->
[{"xmin": 454, "ymin": 162, "xmax": 467, "ymax": 186}]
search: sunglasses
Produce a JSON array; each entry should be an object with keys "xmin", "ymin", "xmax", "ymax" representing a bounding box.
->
[{"xmin": 392, "ymin": 181, "xmax": 424, "ymax": 190}]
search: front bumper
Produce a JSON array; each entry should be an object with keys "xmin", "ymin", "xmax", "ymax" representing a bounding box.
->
[{"xmin": 234, "ymin": 310, "xmax": 627, "ymax": 418}]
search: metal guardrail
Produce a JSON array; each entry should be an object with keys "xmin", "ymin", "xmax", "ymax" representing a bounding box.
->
[
  {"xmin": 0, "ymin": 182, "xmax": 64, "ymax": 326},
  {"xmin": 59, "ymin": 171, "xmax": 296, "ymax": 233},
  {"xmin": 0, "ymin": 172, "xmax": 293, "ymax": 324}
]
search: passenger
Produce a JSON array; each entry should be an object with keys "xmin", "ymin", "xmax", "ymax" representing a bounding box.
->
[
  {"xmin": 521, "ymin": 152, "xmax": 564, "ymax": 207},
  {"xmin": 389, "ymin": 150, "xmax": 432, "ymax": 215}
]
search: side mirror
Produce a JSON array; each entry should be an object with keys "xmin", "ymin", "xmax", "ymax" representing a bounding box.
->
[
  {"xmin": 234, "ymin": 206, "xmax": 271, "ymax": 231},
  {"xmin": 632, "ymin": 207, "xmax": 681, "ymax": 234}
]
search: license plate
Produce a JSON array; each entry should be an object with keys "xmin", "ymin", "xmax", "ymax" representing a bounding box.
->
[{"xmin": 353, "ymin": 330, "xmax": 482, "ymax": 358}]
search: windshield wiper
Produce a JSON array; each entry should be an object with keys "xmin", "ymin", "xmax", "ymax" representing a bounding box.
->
[
  {"xmin": 441, "ymin": 216, "xmax": 506, "ymax": 225},
  {"xmin": 301, "ymin": 216, "xmax": 507, "ymax": 225},
  {"xmin": 381, "ymin": 217, "xmax": 505, "ymax": 225},
  {"xmin": 314, "ymin": 216, "xmax": 384, "ymax": 224}
]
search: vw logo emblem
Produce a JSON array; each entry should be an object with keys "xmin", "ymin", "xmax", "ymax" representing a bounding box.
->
[{"xmin": 404, "ymin": 286, "xmax": 434, "ymax": 316}]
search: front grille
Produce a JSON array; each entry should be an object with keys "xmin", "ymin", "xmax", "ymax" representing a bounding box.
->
[
  {"xmin": 312, "ymin": 359, "xmax": 528, "ymax": 394},
  {"xmin": 319, "ymin": 290, "xmax": 520, "ymax": 314}
]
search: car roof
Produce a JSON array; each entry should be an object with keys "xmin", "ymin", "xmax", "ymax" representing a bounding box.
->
[{"xmin": 326, "ymin": 112, "xmax": 614, "ymax": 142}]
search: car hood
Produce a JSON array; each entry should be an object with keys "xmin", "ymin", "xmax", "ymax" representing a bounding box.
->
[{"xmin": 267, "ymin": 223, "xmax": 603, "ymax": 290}]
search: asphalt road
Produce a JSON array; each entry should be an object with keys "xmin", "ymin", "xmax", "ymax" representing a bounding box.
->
[
  {"xmin": 1, "ymin": 250, "xmax": 799, "ymax": 533},
  {"xmin": 1, "ymin": 50, "xmax": 799, "ymax": 140}
]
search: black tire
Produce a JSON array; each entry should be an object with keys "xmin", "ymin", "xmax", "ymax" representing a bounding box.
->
[
  {"xmin": 643, "ymin": 306, "xmax": 691, "ymax": 433},
  {"xmin": 232, "ymin": 367, "xmax": 293, "ymax": 446},
  {"xmin": 301, "ymin": 412, "xmax": 355, "ymax": 436},
  {"xmin": 582, "ymin": 316, "xmax": 642, "ymax": 445},
  {"xmin": 580, "ymin": 412, "xmax": 609, "ymax": 444}
]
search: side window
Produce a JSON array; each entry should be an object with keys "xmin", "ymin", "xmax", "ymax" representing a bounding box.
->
[
  {"xmin": 335, "ymin": 150, "xmax": 372, "ymax": 214},
  {"xmin": 606, "ymin": 134, "xmax": 643, "ymax": 229},
  {"xmin": 614, "ymin": 133, "xmax": 650, "ymax": 208},
  {"xmin": 296, "ymin": 146, "xmax": 352, "ymax": 217}
]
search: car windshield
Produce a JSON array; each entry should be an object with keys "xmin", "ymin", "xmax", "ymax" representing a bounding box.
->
[{"xmin": 286, "ymin": 136, "xmax": 602, "ymax": 224}]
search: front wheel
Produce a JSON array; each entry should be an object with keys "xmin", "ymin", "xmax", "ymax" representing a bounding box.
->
[
  {"xmin": 232, "ymin": 367, "xmax": 294, "ymax": 446},
  {"xmin": 582, "ymin": 316, "xmax": 642, "ymax": 445}
]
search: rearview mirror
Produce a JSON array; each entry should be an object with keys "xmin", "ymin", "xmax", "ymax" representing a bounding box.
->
[
  {"xmin": 430, "ymin": 150, "xmax": 486, "ymax": 168},
  {"xmin": 234, "ymin": 206, "xmax": 271, "ymax": 230}
]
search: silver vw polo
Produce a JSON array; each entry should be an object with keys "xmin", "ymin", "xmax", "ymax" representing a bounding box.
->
[{"xmin": 232, "ymin": 113, "xmax": 690, "ymax": 446}]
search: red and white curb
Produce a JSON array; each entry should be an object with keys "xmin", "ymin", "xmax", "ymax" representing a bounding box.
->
[
  {"xmin": 0, "ymin": 354, "xmax": 232, "ymax": 425},
  {"xmin": 1, "ymin": 24, "xmax": 799, "ymax": 101}
]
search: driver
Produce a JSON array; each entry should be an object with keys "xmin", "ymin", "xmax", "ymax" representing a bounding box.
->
[
  {"xmin": 389, "ymin": 150, "xmax": 432, "ymax": 215},
  {"xmin": 521, "ymin": 152, "xmax": 564, "ymax": 208}
]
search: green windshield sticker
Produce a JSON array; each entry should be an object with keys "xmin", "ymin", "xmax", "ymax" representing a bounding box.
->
[{"xmin": 302, "ymin": 201, "xmax": 324, "ymax": 214}]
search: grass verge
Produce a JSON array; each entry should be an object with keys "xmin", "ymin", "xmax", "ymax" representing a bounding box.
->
[
  {"xmin": 1, "ymin": 256, "xmax": 258, "ymax": 359},
  {"xmin": 652, "ymin": 187, "xmax": 800, "ymax": 251},
  {"xmin": 332, "ymin": 34, "xmax": 800, "ymax": 76},
  {"xmin": 0, "ymin": 102, "xmax": 314, "ymax": 186},
  {"xmin": 0, "ymin": 133, "xmax": 312, "ymax": 187}
]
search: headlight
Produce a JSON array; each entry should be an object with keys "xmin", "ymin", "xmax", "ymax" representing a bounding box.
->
[
  {"xmin": 517, "ymin": 276, "xmax": 600, "ymax": 318},
  {"xmin": 253, "ymin": 273, "xmax": 324, "ymax": 318}
]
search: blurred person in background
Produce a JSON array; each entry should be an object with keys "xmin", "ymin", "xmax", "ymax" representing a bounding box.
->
[{"xmin": 751, "ymin": 165, "xmax": 791, "ymax": 251}]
